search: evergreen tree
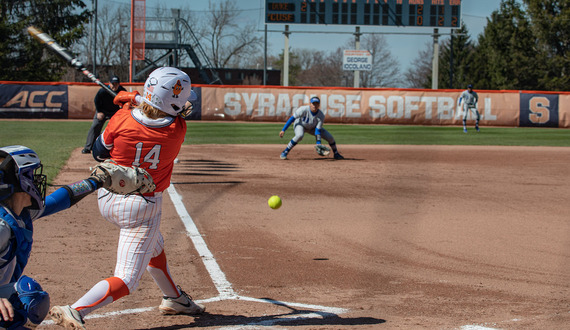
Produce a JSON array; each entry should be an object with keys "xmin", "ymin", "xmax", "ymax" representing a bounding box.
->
[
  {"xmin": 437, "ymin": 23, "xmax": 475, "ymax": 89},
  {"xmin": 472, "ymin": 0, "xmax": 541, "ymax": 90},
  {"xmin": 0, "ymin": 0, "xmax": 91, "ymax": 81},
  {"xmin": 523, "ymin": 0, "xmax": 570, "ymax": 90}
]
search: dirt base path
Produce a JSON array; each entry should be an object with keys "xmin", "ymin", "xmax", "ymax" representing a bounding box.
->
[{"xmin": 30, "ymin": 144, "xmax": 569, "ymax": 329}]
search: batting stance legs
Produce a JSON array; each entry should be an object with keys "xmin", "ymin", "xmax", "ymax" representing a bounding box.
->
[
  {"xmin": 53, "ymin": 190, "xmax": 199, "ymax": 324},
  {"xmin": 462, "ymin": 104, "xmax": 480, "ymax": 133},
  {"xmin": 282, "ymin": 125, "xmax": 339, "ymax": 158}
]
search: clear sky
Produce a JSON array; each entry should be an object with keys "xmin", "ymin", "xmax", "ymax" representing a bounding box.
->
[{"xmin": 104, "ymin": 0, "xmax": 503, "ymax": 74}]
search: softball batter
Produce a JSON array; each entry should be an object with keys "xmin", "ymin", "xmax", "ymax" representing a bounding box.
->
[
  {"xmin": 459, "ymin": 84, "xmax": 480, "ymax": 133},
  {"xmin": 279, "ymin": 96, "xmax": 344, "ymax": 160},
  {"xmin": 50, "ymin": 67, "xmax": 204, "ymax": 329}
]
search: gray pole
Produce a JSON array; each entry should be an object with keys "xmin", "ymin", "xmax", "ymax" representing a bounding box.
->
[
  {"xmin": 354, "ymin": 26, "xmax": 361, "ymax": 88},
  {"xmin": 283, "ymin": 25, "xmax": 290, "ymax": 86},
  {"xmin": 92, "ymin": 0, "xmax": 97, "ymax": 76},
  {"xmin": 431, "ymin": 28, "xmax": 439, "ymax": 90},
  {"xmin": 264, "ymin": 24, "xmax": 267, "ymax": 85}
]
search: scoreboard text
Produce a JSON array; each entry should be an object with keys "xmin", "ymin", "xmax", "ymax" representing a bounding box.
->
[{"xmin": 266, "ymin": 0, "xmax": 462, "ymax": 28}]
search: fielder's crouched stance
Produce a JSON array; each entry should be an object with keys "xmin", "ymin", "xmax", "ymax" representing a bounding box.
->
[
  {"xmin": 49, "ymin": 67, "xmax": 205, "ymax": 330},
  {"xmin": 279, "ymin": 96, "xmax": 344, "ymax": 160},
  {"xmin": 0, "ymin": 145, "xmax": 122, "ymax": 328}
]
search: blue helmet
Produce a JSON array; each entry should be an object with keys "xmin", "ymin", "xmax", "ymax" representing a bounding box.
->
[
  {"xmin": 467, "ymin": 84, "xmax": 473, "ymax": 89},
  {"xmin": 0, "ymin": 146, "xmax": 46, "ymax": 216}
]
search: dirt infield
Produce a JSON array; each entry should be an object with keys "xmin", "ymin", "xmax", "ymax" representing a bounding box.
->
[{"xmin": 29, "ymin": 144, "xmax": 569, "ymax": 329}]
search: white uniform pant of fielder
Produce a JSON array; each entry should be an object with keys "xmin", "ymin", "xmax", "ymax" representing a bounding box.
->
[
  {"xmin": 292, "ymin": 125, "xmax": 335, "ymax": 144},
  {"xmin": 462, "ymin": 104, "xmax": 480, "ymax": 120}
]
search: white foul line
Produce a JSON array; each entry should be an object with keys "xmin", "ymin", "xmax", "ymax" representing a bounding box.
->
[
  {"xmin": 41, "ymin": 184, "xmax": 347, "ymax": 328},
  {"xmin": 167, "ymin": 184, "xmax": 237, "ymax": 298},
  {"xmin": 166, "ymin": 184, "xmax": 349, "ymax": 314}
]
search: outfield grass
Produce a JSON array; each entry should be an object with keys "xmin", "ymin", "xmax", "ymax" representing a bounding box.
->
[{"xmin": 2, "ymin": 120, "xmax": 570, "ymax": 182}]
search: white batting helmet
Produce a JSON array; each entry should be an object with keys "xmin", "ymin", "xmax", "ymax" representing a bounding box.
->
[{"xmin": 142, "ymin": 67, "xmax": 192, "ymax": 116}]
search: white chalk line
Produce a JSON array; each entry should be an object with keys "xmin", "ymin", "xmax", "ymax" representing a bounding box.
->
[
  {"xmin": 166, "ymin": 184, "xmax": 349, "ymax": 323},
  {"xmin": 41, "ymin": 184, "xmax": 346, "ymax": 327},
  {"xmin": 44, "ymin": 183, "xmax": 562, "ymax": 328}
]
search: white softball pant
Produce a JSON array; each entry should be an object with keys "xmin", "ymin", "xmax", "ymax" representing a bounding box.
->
[
  {"xmin": 292, "ymin": 124, "xmax": 336, "ymax": 144},
  {"xmin": 97, "ymin": 188, "xmax": 164, "ymax": 292},
  {"xmin": 463, "ymin": 104, "xmax": 480, "ymax": 120}
]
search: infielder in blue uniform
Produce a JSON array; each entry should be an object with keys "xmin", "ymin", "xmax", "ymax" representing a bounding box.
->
[
  {"xmin": 459, "ymin": 84, "xmax": 480, "ymax": 133},
  {"xmin": 0, "ymin": 145, "xmax": 105, "ymax": 328},
  {"xmin": 279, "ymin": 97, "xmax": 344, "ymax": 160}
]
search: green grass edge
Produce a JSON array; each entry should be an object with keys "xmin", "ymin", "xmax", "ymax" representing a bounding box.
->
[{"xmin": 2, "ymin": 120, "xmax": 569, "ymax": 183}]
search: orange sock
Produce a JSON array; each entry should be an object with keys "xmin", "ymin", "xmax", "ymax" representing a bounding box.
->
[
  {"xmin": 148, "ymin": 250, "xmax": 179, "ymax": 297},
  {"xmin": 73, "ymin": 277, "xmax": 130, "ymax": 313}
]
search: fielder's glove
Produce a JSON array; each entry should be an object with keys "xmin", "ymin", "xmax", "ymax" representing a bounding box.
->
[
  {"xmin": 315, "ymin": 144, "xmax": 331, "ymax": 157},
  {"xmin": 89, "ymin": 159, "xmax": 156, "ymax": 195}
]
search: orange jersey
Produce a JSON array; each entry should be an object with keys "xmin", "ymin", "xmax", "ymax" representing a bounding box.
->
[{"xmin": 101, "ymin": 105, "xmax": 186, "ymax": 192}]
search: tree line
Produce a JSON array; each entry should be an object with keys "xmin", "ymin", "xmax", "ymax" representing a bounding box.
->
[{"xmin": 1, "ymin": 0, "xmax": 567, "ymax": 91}]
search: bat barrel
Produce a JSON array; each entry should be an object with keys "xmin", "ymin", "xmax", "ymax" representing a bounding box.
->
[{"xmin": 27, "ymin": 26, "xmax": 117, "ymax": 97}]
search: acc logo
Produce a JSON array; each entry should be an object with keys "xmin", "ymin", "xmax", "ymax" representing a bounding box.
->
[
  {"xmin": 2, "ymin": 90, "xmax": 65, "ymax": 109},
  {"xmin": 519, "ymin": 94, "xmax": 559, "ymax": 127}
]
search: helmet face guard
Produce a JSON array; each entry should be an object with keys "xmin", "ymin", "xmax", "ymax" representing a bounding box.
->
[{"xmin": 0, "ymin": 146, "xmax": 46, "ymax": 215}]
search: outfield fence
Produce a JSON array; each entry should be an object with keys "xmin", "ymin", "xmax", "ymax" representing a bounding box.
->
[{"xmin": 1, "ymin": 81, "xmax": 569, "ymax": 128}]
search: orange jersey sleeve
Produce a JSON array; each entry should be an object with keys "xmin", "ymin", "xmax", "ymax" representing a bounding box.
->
[{"xmin": 102, "ymin": 106, "xmax": 186, "ymax": 192}]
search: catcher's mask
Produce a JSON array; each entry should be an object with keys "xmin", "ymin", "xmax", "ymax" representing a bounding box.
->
[
  {"xmin": 0, "ymin": 145, "xmax": 46, "ymax": 216},
  {"xmin": 142, "ymin": 67, "xmax": 193, "ymax": 117}
]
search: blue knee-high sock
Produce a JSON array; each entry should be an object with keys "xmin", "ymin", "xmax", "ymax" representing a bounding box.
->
[{"xmin": 284, "ymin": 140, "xmax": 297, "ymax": 153}]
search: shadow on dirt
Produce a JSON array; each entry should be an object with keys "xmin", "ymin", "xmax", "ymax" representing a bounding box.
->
[
  {"xmin": 142, "ymin": 311, "xmax": 385, "ymax": 329},
  {"xmin": 141, "ymin": 297, "xmax": 384, "ymax": 329}
]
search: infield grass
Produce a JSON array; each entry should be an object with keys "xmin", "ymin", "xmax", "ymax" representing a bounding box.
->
[{"xmin": 2, "ymin": 120, "xmax": 570, "ymax": 182}]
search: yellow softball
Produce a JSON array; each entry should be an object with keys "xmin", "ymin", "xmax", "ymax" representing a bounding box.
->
[{"xmin": 268, "ymin": 195, "xmax": 282, "ymax": 209}]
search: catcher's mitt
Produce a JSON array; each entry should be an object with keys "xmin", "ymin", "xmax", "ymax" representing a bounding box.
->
[
  {"xmin": 315, "ymin": 144, "xmax": 331, "ymax": 157},
  {"xmin": 90, "ymin": 159, "xmax": 156, "ymax": 195}
]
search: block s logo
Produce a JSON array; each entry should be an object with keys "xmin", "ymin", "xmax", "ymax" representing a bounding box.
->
[{"xmin": 519, "ymin": 94, "xmax": 559, "ymax": 128}]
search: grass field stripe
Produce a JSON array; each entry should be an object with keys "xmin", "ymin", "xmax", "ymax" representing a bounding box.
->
[{"xmin": 167, "ymin": 184, "xmax": 237, "ymax": 298}]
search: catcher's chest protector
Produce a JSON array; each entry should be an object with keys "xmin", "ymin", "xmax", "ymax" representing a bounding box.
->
[{"xmin": 0, "ymin": 206, "xmax": 33, "ymax": 282}]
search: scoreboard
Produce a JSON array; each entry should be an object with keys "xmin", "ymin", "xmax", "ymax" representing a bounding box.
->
[{"xmin": 265, "ymin": 0, "xmax": 461, "ymax": 28}]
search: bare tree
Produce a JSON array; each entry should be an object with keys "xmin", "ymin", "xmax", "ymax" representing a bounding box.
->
[
  {"xmin": 194, "ymin": 0, "xmax": 263, "ymax": 68},
  {"xmin": 70, "ymin": 2, "xmax": 136, "ymax": 81},
  {"xmin": 403, "ymin": 42, "xmax": 433, "ymax": 88},
  {"xmin": 295, "ymin": 48, "xmax": 346, "ymax": 87},
  {"xmin": 358, "ymin": 34, "xmax": 402, "ymax": 87},
  {"xmin": 290, "ymin": 34, "xmax": 402, "ymax": 87}
]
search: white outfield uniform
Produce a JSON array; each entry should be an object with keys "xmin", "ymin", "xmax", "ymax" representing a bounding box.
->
[
  {"xmin": 459, "ymin": 84, "xmax": 480, "ymax": 132},
  {"xmin": 291, "ymin": 105, "xmax": 335, "ymax": 144},
  {"xmin": 279, "ymin": 97, "xmax": 343, "ymax": 160}
]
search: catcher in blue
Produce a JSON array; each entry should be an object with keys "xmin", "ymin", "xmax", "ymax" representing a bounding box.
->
[
  {"xmin": 459, "ymin": 84, "xmax": 480, "ymax": 133},
  {"xmin": 279, "ymin": 96, "xmax": 344, "ymax": 160},
  {"xmin": 0, "ymin": 145, "xmax": 152, "ymax": 328}
]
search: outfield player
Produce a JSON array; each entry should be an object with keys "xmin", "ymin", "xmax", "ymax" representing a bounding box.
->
[
  {"xmin": 279, "ymin": 96, "xmax": 344, "ymax": 160},
  {"xmin": 49, "ymin": 67, "xmax": 204, "ymax": 329},
  {"xmin": 459, "ymin": 84, "xmax": 480, "ymax": 133},
  {"xmin": 0, "ymin": 145, "xmax": 108, "ymax": 327}
]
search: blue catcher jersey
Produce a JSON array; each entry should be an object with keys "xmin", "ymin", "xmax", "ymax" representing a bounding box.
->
[{"xmin": 0, "ymin": 205, "xmax": 33, "ymax": 285}]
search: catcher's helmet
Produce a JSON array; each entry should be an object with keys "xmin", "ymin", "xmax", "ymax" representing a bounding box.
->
[
  {"xmin": 0, "ymin": 145, "xmax": 46, "ymax": 216},
  {"xmin": 142, "ymin": 67, "xmax": 193, "ymax": 116}
]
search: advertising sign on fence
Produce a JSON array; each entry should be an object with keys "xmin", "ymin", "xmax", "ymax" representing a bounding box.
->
[{"xmin": 343, "ymin": 50, "xmax": 372, "ymax": 71}]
